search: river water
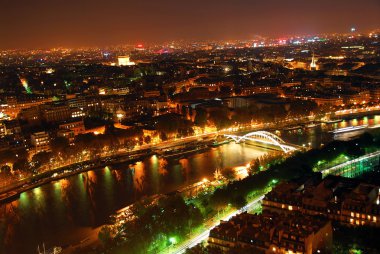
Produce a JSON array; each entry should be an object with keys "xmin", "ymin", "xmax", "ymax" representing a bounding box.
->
[{"xmin": 0, "ymin": 115, "xmax": 379, "ymax": 254}]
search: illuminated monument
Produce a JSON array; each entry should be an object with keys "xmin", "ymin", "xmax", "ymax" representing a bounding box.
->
[
  {"xmin": 310, "ymin": 53, "xmax": 318, "ymax": 70},
  {"xmin": 117, "ymin": 56, "xmax": 135, "ymax": 66}
]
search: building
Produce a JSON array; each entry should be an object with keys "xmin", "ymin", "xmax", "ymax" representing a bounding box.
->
[
  {"xmin": 370, "ymin": 87, "xmax": 380, "ymax": 102},
  {"xmin": 57, "ymin": 129, "xmax": 75, "ymax": 144},
  {"xmin": 240, "ymin": 84, "xmax": 282, "ymax": 96},
  {"xmin": 311, "ymin": 97, "xmax": 344, "ymax": 107},
  {"xmin": 0, "ymin": 96, "xmax": 52, "ymax": 119},
  {"xmin": 30, "ymin": 132, "xmax": 50, "ymax": 153},
  {"xmin": 2, "ymin": 120, "xmax": 22, "ymax": 136},
  {"xmin": 67, "ymin": 97, "xmax": 87, "ymax": 109},
  {"xmin": 41, "ymin": 104, "xmax": 72, "ymax": 123},
  {"xmin": 18, "ymin": 106, "xmax": 41, "ymax": 125},
  {"xmin": 59, "ymin": 120, "xmax": 85, "ymax": 136},
  {"xmin": 0, "ymin": 123, "xmax": 5, "ymax": 137},
  {"xmin": 101, "ymin": 97, "xmax": 127, "ymax": 120},
  {"xmin": 342, "ymin": 91, "xmax": 371, "ymax": 105},
  {"xmin": 225, "ymin": 97, "xmax": 252, "ymax": 109},
  {"xmin": 208, "ymin": 211, "xmax": 332, "ymax": 254},
  {"xmin": 41, "ymin": 103, "xmax": 84, "ymax": 123},
  {"xmin": 262, "ymin": 174, "xmax": 380, "ymax": 227},
  {"xmin": 143, "ymin": 90, "xmax": 161, "ymax": 98},
  {"xmin": 117, "ymin": 56, "xmax": 135, "ymax": 66}
]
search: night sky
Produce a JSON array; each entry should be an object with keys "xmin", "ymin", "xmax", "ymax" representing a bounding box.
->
[{"xmin": 1, "ymin": 0, "xmax": 379, "ymax": 49}]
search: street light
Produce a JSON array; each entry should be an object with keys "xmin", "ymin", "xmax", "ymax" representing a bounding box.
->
[
  {"xmin": 116, "ymin": 113, "xmax": 124, "ymax": 123},
  {"xmin": 169, "ymin": 236, "xmax": 177, "ymax": 245}
]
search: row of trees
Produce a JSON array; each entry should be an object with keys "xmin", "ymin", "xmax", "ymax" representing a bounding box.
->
[
  {"xmin": 184, "ymin": 98, "xmax": 319, "ymax": 131},
  {"xmin": 98, "ymin": 195, "xmax": 203, "ymax": 253}
]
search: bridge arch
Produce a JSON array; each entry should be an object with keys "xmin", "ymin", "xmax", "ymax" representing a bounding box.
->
[{"xmin": 224, "ymin": 131, "xmax": 297, "ymax": 153}]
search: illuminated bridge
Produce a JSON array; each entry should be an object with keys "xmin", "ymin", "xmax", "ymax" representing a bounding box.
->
[
  {"xmin": 224, "ymin": 131, "xmax": 298, "ymax": 153},
  {"xmin": 321, "ymin": 151, "xmax": 380, "ymax": 178}
]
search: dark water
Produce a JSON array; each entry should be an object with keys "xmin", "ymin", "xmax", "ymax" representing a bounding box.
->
[{"xmin": 1, "ymin": 115, "xmax": 379, "ymax": 254}]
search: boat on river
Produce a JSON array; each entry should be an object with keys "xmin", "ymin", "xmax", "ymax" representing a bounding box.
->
[{"xmin": 330, "ymin": 125, "xmax": 368, "ymax": 134}]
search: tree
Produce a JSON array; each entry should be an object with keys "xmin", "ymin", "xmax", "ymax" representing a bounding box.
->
[
  {"xmin": 222, "ymin": 167, "xmax": 236, "ymax": 180},
  {"xmin": 0, "ymin": 165, "xmax": 11, "ymax": 177},
  {"xmin": 209, "ymin": 107, "xmax": 231, "ymax": 130},
  {"xmin": 144, "ymin": 135, "xmax": 152, "ymax": 144},
  {"xmin": 167, "ymin": 87, "xmax": 176, "ymax": 98},
  {"xmin": 0, "ymin": 150, "xmax": 17, "ymax": 165},
  {"xmin": 50, "ymin": 136, "xmax": 70, "ymax": 155},
  {"xmin": 98, "ymin": 225, "xmax": 113, "ymax": 247},
  {"xmin": 231, "ymin": 195, "xmax": 247, "ymax": 208},
  {"xmin": 0, "ymin": 149, "xmax": 27, "ymax": 165},
  {"xmin": 194, "ymin": 108, "xmax": 207, "ymax": 128},
  {"xmin": 13, "ymin": 158, "xmax": 29, "ymax": 172},
  {"xmin": 181, "ymin": 105, "xmax": 187, "ymax": 116},
  {"xmin": 32, "ymin": 151, "xmax": 52, "ymax": 168},
  {"xmin": 189, "ymin": 107, "xmax": 193, "ymax": 117},
  {"xmin": 210, "ymin": 188, "xmax": 228, "ymax": 212},
  {"xmin": 160, "ymin": 132, "xmax": 168, "ymax": 141},
  {"xmin": 156, "ymin": 113, "xmax": 193, "ymax": 137}
]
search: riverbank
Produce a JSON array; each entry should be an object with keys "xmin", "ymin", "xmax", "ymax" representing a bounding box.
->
[
  {"xmin": 0, "ymin": 150, "xmax": 152, "ymax": 204},
  {"xmin": 0, "ymin": 137, "xmax": 229, "ymax": 204}
]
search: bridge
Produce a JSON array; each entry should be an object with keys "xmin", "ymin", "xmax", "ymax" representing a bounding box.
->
[
  {"xmin": 224, "ymin": 131, "xmax": 298, "ymax": 153},
  {"xmin": 321, "ymin": 150, "xmax": 380, "ymax": 178}
]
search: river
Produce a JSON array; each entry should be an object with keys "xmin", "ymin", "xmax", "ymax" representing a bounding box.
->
[{"xmin": 1, "ymin": 114, "xmax": 380, "ymax": 254}]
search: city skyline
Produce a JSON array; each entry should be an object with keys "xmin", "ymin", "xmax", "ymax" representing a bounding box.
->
[{"xmin": 1, "ymin": 0, "xmax": 380, "ymax": 49}]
